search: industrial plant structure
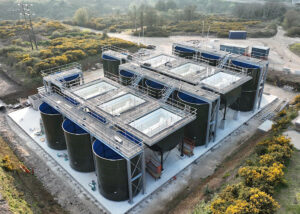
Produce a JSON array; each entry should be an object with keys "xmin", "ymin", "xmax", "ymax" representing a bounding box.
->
[
  {"xmin": 8, "ymin": 42, "xmax": 272, "ymax": 213},
  {"xmin": 172, "ymin": 41, "xmax": 269, "ymax": 112},
  {"xmin": 38, "ymin": 61, "xmax": 198, "ymax": 203}
]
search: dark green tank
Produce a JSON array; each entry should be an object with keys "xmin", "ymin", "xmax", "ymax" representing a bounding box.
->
[
  {"xmin": 119, "ymin": 70, "xmax": 134, "ymax": 86},
  {"xmin": 230, "ymin": 60, "xmax": 261, "ymax": 111},
  {"xmin": 93, "ymin": 140, "xmax": 142, "ymax": 201},
  {"xmin": 62, "ymin": 119, "xmax": 94, "ymax": 172},
  {"xmin": 39, "ymin": 102, "xmax": 66, "ymax": 150},
  {"xmin": 145, "ymin": 79, "xmax": 165, "ymax": 99},
  {"xmin": 150, "ymin": 128, "xmax": 184, "ymax": 152},
  {"xmin": 177, "ymin": 92, "xmax": 209, "ymax": 146}
]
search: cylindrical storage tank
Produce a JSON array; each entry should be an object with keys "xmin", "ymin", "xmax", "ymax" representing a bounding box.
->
[
  {"xmin": 230, "ymin": 90, "xmax": 257, "ymax": 112},
  {"xmin": 103, "ymin": 58, "xmax": 109, "ymax": 73},
  {"xmin": 119, "ymin": 70, "xmax": 134, "ymax": 86},
  {"xmin": 39, "ymin": 102, "xmax": 66, "ymax": 150},
  {"xmin": 145, "ymin": 79, "xmax": 165, "ymax": 99},
  {"xmin": 150, "ymin": 128, "xmax": 184, "ymax": 152},
  {"xmin": 230, "ymin": 60, "xmax": 261, "ymax": 112},
  {"xmin": 177, "ymin": 92, "xmax": 209, "ymax": 146},
  {"xmin": 108, "ymin": 59, "xmax": 120, "ymax": 77},
  {"xmin": 174, "ymin": 46, "xmax": 195, "ymax": 58},
  {"xmin": 63, "ymin": 74, "xmax": 80, "ymax": 88},
  {"xmin": 220, "ymin": 86, "xmax": 242, "ymax": 107},
  {"xmin": 102, "ymin": 54, "xmax": 120, "ymax": 78},
  {"xmin": 62, "ymin": 119, "xmax": 94, "ymax": 172},
  {"xmin": 93, "ymin": 140, "xmax": 142, "ymax": 201},
  {"xmin": 200, "ymin": 53, "xmax": 220, "ymax": 66}
]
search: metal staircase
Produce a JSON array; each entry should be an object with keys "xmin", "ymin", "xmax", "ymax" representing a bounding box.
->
[
  {"xmin": 132, "ymin": 74, "xmax": 144, "ymax": 88},
  {"xmin": 218, "ymin": 54, "xmax": 232, "ymax": 68},
  {"xmin": 161, "ymin": 87, "xmax": 175, "ymax": 102}
]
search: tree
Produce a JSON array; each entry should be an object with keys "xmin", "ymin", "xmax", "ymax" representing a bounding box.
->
[
  {"xmin": 144, "ymin": 7, "xmax": 157, "ymax": 28},
  {"xmin": 155, "ymin": 0, "xmax": 166, "ymax": 11},
  {"xmin": 183, "ymin": 5, "xmax": 197, "ymax": 21},
  {"xmin": 73, "ymin": 8, "xmax": 90, "ymax": 26},
  {"xmin": 283, "ymin": 10, "xmax": 300, "ymax": 29},
  {"xmin": 166, "ymin": 0, "xmax": 177, "ymax": 10},
  {"xmin": 138, "ymin": 4, "xmax": 145, "ymax": 33},
  {"xmin": 128, "ymin": 5, "xmax": 138, "ymax": 31}
]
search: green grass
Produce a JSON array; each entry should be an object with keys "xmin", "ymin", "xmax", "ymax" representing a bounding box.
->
[
  {"xmin": 0, "ymin": 137, "xmax": 34, "ymax": 214},
  {"xmin": 275, "ymin": 150, "xmax": 300, "ymax": 214},
  {"xmin": 0, "ymin": 137, "xmax": 67, "ymax": 214},
  {"xmin": 289, "ymin": 43, "xmax": 300, "ymax": 57}
]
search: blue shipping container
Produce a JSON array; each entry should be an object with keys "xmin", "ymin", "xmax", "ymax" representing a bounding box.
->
[
  {"xmin": 229, "ymin": 31, "xmax": 247, "ymax": 40},
  {"xmin": 251, "ymin": 46, "xmax": 270, "ymax": 59}
]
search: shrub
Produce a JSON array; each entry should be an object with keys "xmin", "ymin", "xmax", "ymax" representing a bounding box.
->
[
  {"xmin": 39, "ymin": 49, "xmax": 53, "ymax": 59},
  {"xmin": 0, "ymin": 155, "xmax": 14, "ymax": 171},
  {"xmin": 256, "ymin": 135, "xmax": 293, "ymax": 166},
  {"xmin": 238, "ymin": 162, "xmax": 285, "ymax": 194},
  {"xmin": 286, "ymin": 27, "xmax": 300, "ymax": 37},
  {"xmin": 64, "ymin": 50, "xmax": 86, "ymax": 61},
  {"xmin": 210, "ymin": 184, "xmax": 279, "ymax": 214}
]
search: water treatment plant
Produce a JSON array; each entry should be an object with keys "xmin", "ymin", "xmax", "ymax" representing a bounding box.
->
[{"xmin": 7, "ymin": 43, "xmax": 280, "ymax": 214}]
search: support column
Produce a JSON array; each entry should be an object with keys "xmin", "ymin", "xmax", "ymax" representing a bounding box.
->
[
  {"xmin": 213, "ymin": 98, "xmax": 221, "ymax": 142},
  {"xmin": 205, "ymin": 101, "xmax": 212, "ymax": 148},
  {"xmin": 233, "ymin": 111, "xmax": 239, "ymax": 120},
  {"xmin": 160, "ymin": 150, "xmax": 164, "ymax": 171},
  {"xmin": 127, "ymin": 159, "xmax": 133, "ymax": 204},
  {"xmin": 141, "ymin": 151, "xmax": 146, "ymax": 195},
  {"xmin": 180, "ymin": 139, "xmax": 184, "ymax": 157}
]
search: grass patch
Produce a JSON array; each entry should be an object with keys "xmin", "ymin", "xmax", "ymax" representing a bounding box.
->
[
  {"xmin": 0, "ymin": 137, "xmax": 67, "ymax": 214},
  {"xmin": 0, "ymin": 137, "xmax": 34, "ymax": 214},
  {"xmin": 289, "ymin": 43, "xmax": 300, "ymax": 57},
  {"xmin": 275, "ymin": 150, "xmax": 300, "ymax": 214}
]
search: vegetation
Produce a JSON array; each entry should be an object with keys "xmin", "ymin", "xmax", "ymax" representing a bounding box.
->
[
  {"xmin": 0, "ymin": 19, "xmax": 139, "ymax": 78},
  {"xmin": 194, "ymin": 95, "xmax": 300, "ymax": 214},
  {"xmin": 73, "ymin": 8, "xmax": 90, "ymax": 26},
  {"xmin": 0, "ymin": 137, "xmax": 67, "ymax": 213},
  {"xmin": 289, "ymin": 43, "xmax": 300, "ymax": 57},
  {"xmin": 283, "ymin": 9, "xmax": 300, "ymax": 37},
  {"xmin": 275, "ymin": 149, "xmax": 300, "ymax": 214}
]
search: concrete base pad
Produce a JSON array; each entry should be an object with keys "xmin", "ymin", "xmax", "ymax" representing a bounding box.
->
[{"xmin": 8, "ymin": 94, "xmax": 276, "ymax": 214}]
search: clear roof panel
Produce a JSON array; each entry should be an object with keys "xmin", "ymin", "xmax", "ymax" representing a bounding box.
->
[
  {"xmin": 170, "ymin": 63, "xmax": 207, "ymax": 77},
  {"xmin": 129, "ymin": 108, "xmax": 182, "ymax": 137},
  {"xmin": 73, "ymin": 82, "xmax": 117, "ymax": 100},
  {"xmin": 201, "ymin": 72, "xmax": 241, "ymax": 89},
  {"xmin": 143, "ymin": 54, "xmax": 176, "ymax": 67},
  {"xmin": 98, "ymin": 93, "xmax": 146, "ymax": 116}
]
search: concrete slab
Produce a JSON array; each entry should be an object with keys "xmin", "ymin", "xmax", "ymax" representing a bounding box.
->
[
  {"xmin": 284, "ymin": 130, "xmax": 300, "ymax": 150},
  {"xmin": 258, "ymin": 120, "xmax": 274, "ymax": 132}
]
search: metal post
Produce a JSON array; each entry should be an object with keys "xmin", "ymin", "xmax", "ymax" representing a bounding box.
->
[
  {"xmin": 213, "ymin": 97, "xmax": 220, "ymax": 142},
  {"xmin": 127, "ymin": 159, "xmax": 133, "ymax": 204},
  {"xmin": 180, "ymin": 139, "xmax": 184, "ymax": 157},
  {"xmin": 160, "ymin": 150, "xmax": 164, "ymax": 171},
  {"xmin": 205, "ymin": 101, "xmax": 212, "ymax": 148},
  {"xmin": 141, "ymin": 151, "xmax": 146, "ymax": 194},
  {"xmin": 258, "ymin": 63, "xmax": 269, "ymax": 109},
  {"xmin": 253, "ymin": 66, "xmax": 264, "ymax": 112}
]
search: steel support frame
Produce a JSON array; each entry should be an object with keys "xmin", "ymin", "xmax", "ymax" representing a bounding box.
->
[
  {"xmin": 257, "ymin": 63, "xmax": 269, "ymax": 109},
  {"xmin": 212, "ymin": 97, "xmax": 221, "ymax": 142},
  {"xmin": 205, "ymin": 101, "xmax": 212, "ymax": 148},
  {"xmin": 126, "ymin": 149, "xmax": 146, "ymax": 204},
  {"xmin": 253, "ymin": 63, "xmax": 268, "ymax": 112}
]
